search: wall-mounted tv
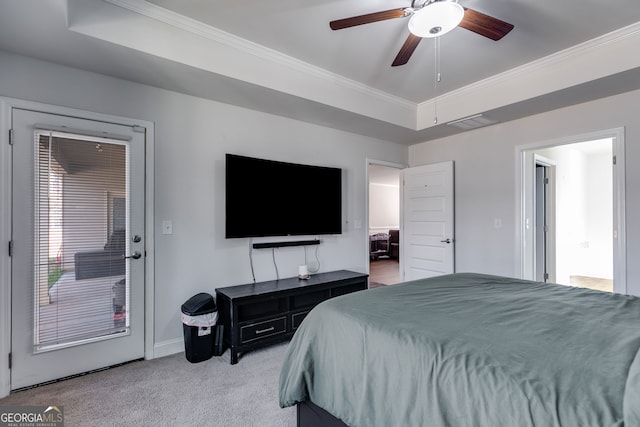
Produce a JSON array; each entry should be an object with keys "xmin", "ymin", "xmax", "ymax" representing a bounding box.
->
[{"xmin": 225, "ymin": 154, "xmax": 343, "ymax": 238}]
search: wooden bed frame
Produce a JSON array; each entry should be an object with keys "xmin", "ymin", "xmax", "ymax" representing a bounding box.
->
[{"xmin": 297, "ymin": 401, "xmax": 346, "ymax": 427}]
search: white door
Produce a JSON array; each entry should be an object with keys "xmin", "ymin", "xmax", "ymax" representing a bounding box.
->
[
  {"xmin": 534, "ymin": 165, "xmax": 547, "ymax": 281},
  {"xmin": 533, "ymin": 159, "xmax": 556, "ymax": 283},
  {"xmin": 10, "ymin": 109, "xmax": 145, "ymax": 390},
  {"xmin": 401, "ymin": 161, "xmax": 454, "ymax": 281}
]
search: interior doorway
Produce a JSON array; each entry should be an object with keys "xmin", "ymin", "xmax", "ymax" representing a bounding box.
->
[
  {"xmin": 520, "ymin": 131, "xmax": 626, "ymax": 294},
  {"xmin": 367, "ymin": 163, "xmax": 402, "ymax": 287}
]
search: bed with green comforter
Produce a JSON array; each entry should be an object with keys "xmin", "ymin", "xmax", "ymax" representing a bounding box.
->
[{"xmin": 279, "ymin": 273, "xmax": 640, "ymax": 426}]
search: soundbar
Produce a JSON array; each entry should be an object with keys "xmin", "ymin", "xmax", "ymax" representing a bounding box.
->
[{"xmin": 252, "ymin": 239, "xmax": 320, "ymax": 249}]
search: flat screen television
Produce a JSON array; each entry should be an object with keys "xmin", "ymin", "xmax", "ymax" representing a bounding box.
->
[{"xmin": 225, "ymin": 154, "xmax": 343, "ymax": 238}]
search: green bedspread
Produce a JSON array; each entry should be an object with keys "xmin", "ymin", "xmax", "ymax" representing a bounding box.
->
[{"xmin": 279, "ymin": 273, "xmax": 640, "ymax": 426}]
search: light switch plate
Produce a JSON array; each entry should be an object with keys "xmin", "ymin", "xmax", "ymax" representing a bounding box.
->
[{"xmin": 162, "ymin": 220, "xmax": 173, "ymax": 235}]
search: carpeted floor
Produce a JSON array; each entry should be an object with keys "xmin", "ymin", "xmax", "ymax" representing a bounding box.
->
[{"xmin": 0, "ymin": 343, "xmax": 295, "ymax": 427}]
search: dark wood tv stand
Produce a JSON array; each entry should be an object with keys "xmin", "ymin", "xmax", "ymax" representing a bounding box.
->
[{"xmin": 215, "ymin": 270, "xmax": 368, "ymax": 364}]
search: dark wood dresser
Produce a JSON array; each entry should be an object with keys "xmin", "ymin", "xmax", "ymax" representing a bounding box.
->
[{"xmin": 215, "ymin": 270, "xmax": 368, "ymax": 364}]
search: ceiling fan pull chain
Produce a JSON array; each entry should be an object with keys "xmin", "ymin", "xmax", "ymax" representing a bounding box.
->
[
  {"xmin": 433, "ymin": 37, "xmax": 441, "ymax": 124},
  {"xmin": 436, "ymin": 36, "xmax": 441, "ymax": 82}
]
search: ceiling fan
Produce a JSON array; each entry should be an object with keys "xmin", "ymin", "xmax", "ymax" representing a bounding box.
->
[{"xmin": 330, "ymin": 0, "xmax": 514, "ymax": 67}]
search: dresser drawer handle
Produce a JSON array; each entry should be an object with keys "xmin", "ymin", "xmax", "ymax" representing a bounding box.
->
[{"xmin": 256, "ymin": 326, "xmax": 275, "ymax": 334}]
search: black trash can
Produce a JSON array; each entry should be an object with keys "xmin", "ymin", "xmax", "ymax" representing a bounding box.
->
[{"xmin": 181, "ymin": 293, "xmax": 218, "ymax": 363}]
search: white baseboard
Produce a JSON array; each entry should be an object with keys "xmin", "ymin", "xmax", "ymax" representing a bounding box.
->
[{"xmin": 152, "ymin": 338, "xmax": 184, "ymax": 359}]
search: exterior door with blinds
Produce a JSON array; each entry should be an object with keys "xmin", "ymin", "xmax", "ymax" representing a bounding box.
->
[{"xmin": 10, "ymin": 109, "xmax": 145, "ymax": 390}]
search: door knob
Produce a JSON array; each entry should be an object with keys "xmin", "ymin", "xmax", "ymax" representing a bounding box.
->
[
  {"xmin": 124, "ymin": 251, "xmax": 142, "ymax": 260},
  {"xmin": 440, "ymin": 238, "xmax": 452, "ymax": 244}
]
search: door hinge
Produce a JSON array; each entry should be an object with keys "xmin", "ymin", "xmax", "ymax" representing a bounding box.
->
[
  {"xmin": 544, "ymin": 177, "xmax": 549, "ymax": 184},
  {"xmin": 8, "ymin": 240, "xmax": 13, "ymax": 257},
  {"xmin": 8, "ymin": 353, "xmax": 11, "ymax": 370},
  {"xmin": 544, "ymin": 224, "xmax": 549, "ymax": 233},
  {"xmin": 613, "ymin": 155, "xmax": 617, "ymax": 165},
  {"xmin": 8, "ymin": 129, "xmax": 14, "ymax": 145},
  {"xmin": 544, "ymin": 273, "xmax": 549, "ymax": 281}
]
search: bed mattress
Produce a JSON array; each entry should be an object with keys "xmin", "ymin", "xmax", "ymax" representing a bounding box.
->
[{"xmin": 279, "ymin": 273, "xmax": 640, "ymax": 426}]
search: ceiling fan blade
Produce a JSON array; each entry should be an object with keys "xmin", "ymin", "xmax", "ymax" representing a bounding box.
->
[
  {"xmin": 459, "ymin": 8, "xmax": 514, "ymax": 41},
  {"xmin": 391, "ymin": 33, "xmax": 422, "ymax": 67},
  {"xmin": 330, "ymin": 8, "xmax": 407, "ymax": 30}
]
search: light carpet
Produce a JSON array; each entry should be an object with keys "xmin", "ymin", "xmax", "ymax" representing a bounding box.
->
[{"xmin": 0, "ymin": 343, "xmax": 296, "ymax": 426}]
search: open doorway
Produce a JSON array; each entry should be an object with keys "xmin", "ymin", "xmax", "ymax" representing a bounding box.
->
[
  {"xmin": 520, "ymin": 131, "xmax": 626, "ymax": 294},
  {"xmin": 368, "ymin": 163, "xmax": 401, "ymax": 287}
]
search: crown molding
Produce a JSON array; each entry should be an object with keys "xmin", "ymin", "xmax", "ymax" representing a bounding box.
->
[
  {"xmin": 416, "ymin": 21, "xmax": 640, "ymax": 127},
  {"xmin": 440, "ymin": 21, "xmax": 640, "ymax": 103},
  {"xmin": 96, "ymin": 0, "xmax": 640, "ymax": 133},
  {"xmin": 103, "ymin": 0, "xmax": 416, "ymax": 112}
]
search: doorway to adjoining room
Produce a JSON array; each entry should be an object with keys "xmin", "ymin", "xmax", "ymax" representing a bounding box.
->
[
  {"xmin": 521, "ymin": 134, "xmax": 625, "ymax": 294},
  {"xmin": 368, "ymin": 164, "xmax": 401, "ymax": 287}
]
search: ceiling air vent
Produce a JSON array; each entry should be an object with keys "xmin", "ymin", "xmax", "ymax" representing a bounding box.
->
[{"xmin": 447, "ymin": 114, "xmax": 497, "ymax": 130}]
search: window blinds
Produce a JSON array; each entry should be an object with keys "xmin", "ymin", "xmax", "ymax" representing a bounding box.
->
[{"xmin": 34, "ymin": 131, "xmax": 130, "ymax": 351}]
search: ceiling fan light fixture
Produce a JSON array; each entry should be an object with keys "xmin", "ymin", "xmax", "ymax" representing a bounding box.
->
[{"xmin": 408, "ymin": 0, "xmax": 465, "ymax": 38}]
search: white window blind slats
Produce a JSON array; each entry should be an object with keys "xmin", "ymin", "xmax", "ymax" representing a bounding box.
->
[{"xmin": 34, "ymin": 132, "xmax": 130, "ymax": 350}]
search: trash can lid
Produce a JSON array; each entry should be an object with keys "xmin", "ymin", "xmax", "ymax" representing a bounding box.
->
[{"xmin": 181, "ymin": 292, "xmax": 217, "ymax": 315}]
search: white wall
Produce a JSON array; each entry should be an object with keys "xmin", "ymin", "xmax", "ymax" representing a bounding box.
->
[
  {"xmin": 369, "ymin": 183, "xmax": 400, "ymax": 234},
  {"xmin": 409, "ymin": 88, "xmax": 640, "ymax": 296},
  {"xmin": 584, "ymin": 151, "xmax": 613, "ymax": 279},
  {"xmin": 537, "ymin": 144, "xmax": 613, "ymax": 284},
  {"xmin": 521, "ymin": 140, "xmax": 614, "ymax": 285},
  {"xmin": 0, "ymin": 51, "xmax": 407, "ymax": 356}
]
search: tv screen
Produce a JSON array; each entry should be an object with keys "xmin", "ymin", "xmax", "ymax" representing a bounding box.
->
[{"xmin": 225, "ymin": 154, "xmax": 342, "ymax": 238}]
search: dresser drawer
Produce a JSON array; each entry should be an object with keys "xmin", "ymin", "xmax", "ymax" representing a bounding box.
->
[
  {"xmin": 330, "ymin": 281, "xmax": 367, "ymax": 297},
  {"xmin": 291, "ymin": 310, "xmax": 311, "ymax": 330},
  {"xmin": 240, "ymin": 316, "xmax": 286, "ymax": 343}
]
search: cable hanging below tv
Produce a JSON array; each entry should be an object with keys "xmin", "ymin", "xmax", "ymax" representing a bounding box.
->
[{"xmin": 252, "ymin": 239, "xmax": 320, "ymax": 249}]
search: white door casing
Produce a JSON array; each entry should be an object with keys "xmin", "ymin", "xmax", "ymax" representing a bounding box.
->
[
  {"xmin": 10, "ymin": 108, "xmax": 146, "ymax": 390},
  {"xmin": 401, "ymin": 161, "xmax": 454, "ymax": 281},
  {"xmin": 517, "ymin": 129, "xmax": 626, "ymax": 294}
]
